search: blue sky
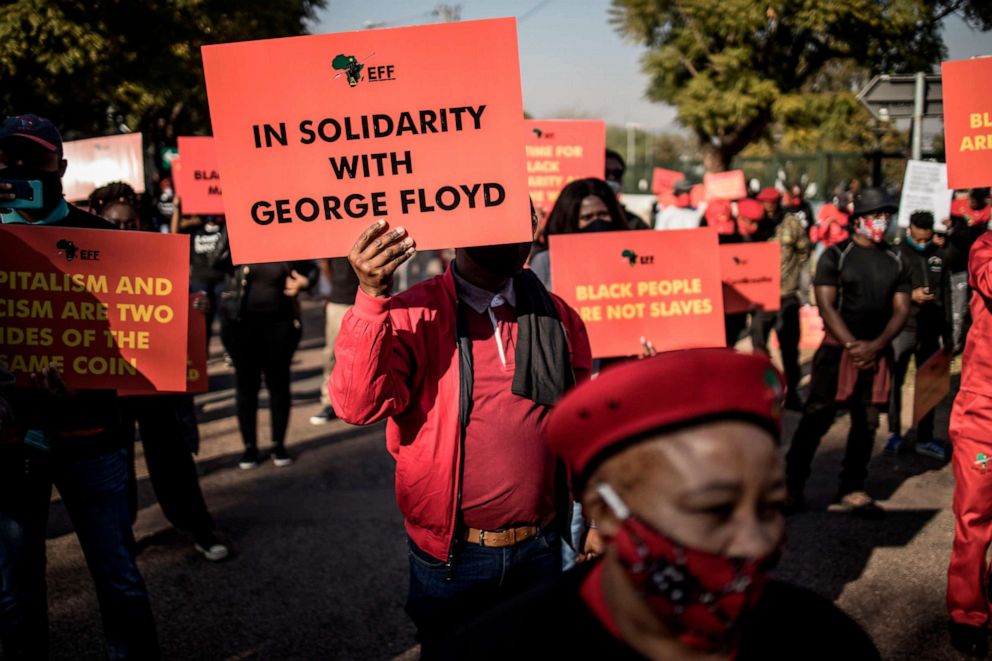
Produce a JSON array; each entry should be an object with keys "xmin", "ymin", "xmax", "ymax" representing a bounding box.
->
[{"xmin": 312, "ymin": 0, "xmax": 992, "ymax": 130}]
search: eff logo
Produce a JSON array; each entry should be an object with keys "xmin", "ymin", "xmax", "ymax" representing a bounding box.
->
[
  {"xmin": 621, "ymin": 249, "xmax": 654, "ymax": 266},
  {"xmin": 332, "ymin": 52, "xmax": 395, "ymax": 86},
  {"xmin": 55, "ymin": 239, "xmax": 100, "ymax": 262}
]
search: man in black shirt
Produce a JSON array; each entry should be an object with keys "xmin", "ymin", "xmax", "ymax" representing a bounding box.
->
[
  {"xmin": 884, "ymin": 211, "xmax": 952, "ymax": 459},
  {"xmin": 785, "ymin": 188, "xmax": 911, "ymax": 517},
  {"xmin": 436, "ymin": 350, "xmax": 879, "ymax": 660},
  {"xmin": 0, "ymin": 115, "xmax": 159, "ymax": 659}
]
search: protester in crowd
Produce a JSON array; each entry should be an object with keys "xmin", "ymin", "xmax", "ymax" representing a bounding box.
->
[
  {"xmin": 330, "ymin": 210, "xmax": 592, "ymax": 653},
  {"xmin": 748, "ymin": 187, "xmax": 811, "ymax": 410},
  {"xmin": 884, "ymin": 211, "xmax": 952, "ymax": 460},
  {"xmin": 736, "ymin": 196, "xmax": 764, "ymax": 239},
  {"xmin": 0, "ymin": 115, "xmax": 159, "ymax": 659},
  {"xmin": 654, "ymin": 179, "xmax": 704, "ymax": 231},
  {"xmin": 170, "ymin": 203, "xmax": 228, "ymax": 353},
  {"xmin": 947, "ymin": 226, "xmax": 992, "ymax": 657},
  {"xmin": 943, "ymin": 190, "xmax": 990, "ymax": 351},
  {"xmin": 785, "ymin": 188, "xmax": 911, "ymax": 517},
  {"xmin": 529, "ymin": 177, "xmax": 630, "ymax": 289},
  {"xmin": 810, "ymin": 190, "xmax": 852, "ymax": 252},
  {"xmin": 309, "ymin": 257, "xmax": 360, "ymax": 425},
  {"xmin": 604, "ymin": 148, "xmax": 651, "ymax": 230},
  {"xmin": 89, "ymin": 182, "xmax": 230, "ymax": 562},
  {"xmin": 437, "ymin": 349, "xmax": 880, "ymax": 660},
  {"xmin": 786, "ymin": 181, "xmax": 816, "ymax": 227},
  {"xmin": 214, "ymin": 228, "xmax": 317, "ymax": 469}
]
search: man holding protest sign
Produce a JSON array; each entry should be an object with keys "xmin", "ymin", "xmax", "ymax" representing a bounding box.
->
[
  {"xmin": 749, "ymin": 187, "xmax": 811, "ymax": 410},
  {"xmin": 785, "ymin": 188, "xmax": 911, "ymax": 517},
  {"xmin": 0, "ymin": 115, "xmax": 159, "ymax": 660},
  {"xmin": 330, "ymin": 211, "xmax": 591, "ymax": 652}
]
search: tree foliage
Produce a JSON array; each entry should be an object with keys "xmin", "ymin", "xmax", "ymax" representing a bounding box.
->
[
  {"xmin": 610, "ymin": 0, "xmax": 990, "ymax": 171},
  {"xmin": 0, "ymin": 1, "xmax": 324, "ymax": 147}
]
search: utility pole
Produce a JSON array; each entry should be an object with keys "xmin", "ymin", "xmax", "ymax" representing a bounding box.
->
[{"xmin": 911, "ymin": 71, "xmax": 925, "ymax": 161}]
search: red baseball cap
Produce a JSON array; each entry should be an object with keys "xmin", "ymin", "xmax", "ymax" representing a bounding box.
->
[
  {"xmin": 546, "ymin": 349, "xmax": 784, "ymax": 490},
  {"xmin": 737, "ymin": 198, "xmax": 764, "ymax": 221},
  {"xmin": 756, "ymin": 187, "xmax": 782, "ymax": 203}
]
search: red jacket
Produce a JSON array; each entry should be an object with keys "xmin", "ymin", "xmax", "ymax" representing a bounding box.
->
[
  {"xmin": 960, "ymin": 232, "xmax": 992, "ymax": 400},
  {"xmin": 330, "ymin": 266, "xmax": 592, "ymax": 562}
]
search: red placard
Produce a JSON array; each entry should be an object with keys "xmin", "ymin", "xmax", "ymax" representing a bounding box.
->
[
  {"xmin": 942, "ymin": 58, "xmax": 992, "ymax": 189},
  {"xmin": 202, "ymin": 18, "xmax": 531, "ymax": 263},
  {"xmin": 704, "ymin": 170, "xmax": 747, "ymax": 201},
  {"xmin": 800, "ymin": 305, "xmax": 825, "ymax": 350},
  {"xmin": 913, "ymin": 350, "xmax": 951, "ymax": 424},
  {"xmin": 0, "ymin": 226, "xmax": 189, "ymax": 391},
  {"xmin": 118, "ymin": 293, "xmax": 208, "ymax": 395},
  {"xmin": 548, "ymin": 228, "xmax": 725, "ymax": 358},
  {"xmin": 524, "ymin": 119, "xmax": 605, "ymax": 211},
  {"xmin": 720, "ymin": 242, "xmax": 781, "ymax": 314},
  {"xmin": 651, "ymin": 167, "xmax": 685, "ymax": 194},
  {"xmin": 175, "ymin": 137, "xmax": 224, "ymax": 215}
]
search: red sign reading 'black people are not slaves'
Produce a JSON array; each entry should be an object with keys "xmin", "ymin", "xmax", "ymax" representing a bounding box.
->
[{"xmin": 202, "ymin": 18, "xmax": 531, "ymax": 263}]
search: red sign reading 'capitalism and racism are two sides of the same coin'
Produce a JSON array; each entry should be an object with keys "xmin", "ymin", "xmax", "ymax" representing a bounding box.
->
[
  {"xmin": 201, "ymin": 18, "xmax": 532, "ymax": 263},
  {"xmin": 524, "ymin": 119, "xmax": 605, "ymax": 211},
  {"xmin": 0, "ymin": 225, "xmax": 190, "ymax": 392}
]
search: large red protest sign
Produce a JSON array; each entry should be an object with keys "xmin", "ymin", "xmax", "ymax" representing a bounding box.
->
[
  {"xmin": 652, "ymin": 167, "xmax": 685, "ymax": 194},
  {"xmin": 202, "ymin": 18, "xmax": 530, "ymax": 263},
  {"xmin": 720, "ymin": 242, "xmax": 781, "ymax": 314},
  {"xmin": 175, "ymin": 137, "xmax": 224, "ymax": 215},
  {"xmin": 942, "ymin": 58, "xmax": 992, "ymax": 189},
  {"xmin": 704, "ymin": 170, "xmax": 747, "ymax": 201},
  {"xmin": 0, "ymin": 226, "xmax": 189, "ymax": 391},
  {"xmin": 549, "ymin": 228, "xmax": 725, "ymax": 358},
  {"xmin": 524, "ymin": 120, "xmax": 605, "ymax": 211},
  {"xmin": 62, "ymin": 133, "xmax": 145, "ymax": 202}
]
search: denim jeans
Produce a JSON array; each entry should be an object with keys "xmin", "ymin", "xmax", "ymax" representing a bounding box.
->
[
  {"xmin": 406, "ymin": 529, "xmax": 561, "ymax": 655},
  {"xmin": 0, "ymin": 446, "xmax": 159, "ymax": 660}
]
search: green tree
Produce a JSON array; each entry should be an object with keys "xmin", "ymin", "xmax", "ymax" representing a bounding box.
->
[
  {"xmin": 610, "ymin": 0, "xmax": 990, "ymax": 172},
  {"xmin": 0, "ymin": 0, "xmax": 323, "ymax": 165}
]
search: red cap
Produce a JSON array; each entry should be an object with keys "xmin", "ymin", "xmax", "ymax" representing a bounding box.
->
[
  {"xmin": 546, "ymin": 349, "xmax": 784, "ymax": 490},
  {"xmin": 704, "ymin": 199, "xmax": 735, "ymax": 235},
  {"xmin": 756, "ymin": 187, "xmax": 782, "ymax": 203}
]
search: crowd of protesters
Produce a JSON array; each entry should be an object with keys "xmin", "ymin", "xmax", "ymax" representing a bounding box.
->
[{"xmin": 3, "ymin": 110, "xmax": 992, "ymax": 660}]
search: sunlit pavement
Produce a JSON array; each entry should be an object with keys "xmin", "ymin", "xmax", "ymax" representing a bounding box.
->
[{"xmin": 42, "ymin": 301, "xmax": 963, "ymax": 660}]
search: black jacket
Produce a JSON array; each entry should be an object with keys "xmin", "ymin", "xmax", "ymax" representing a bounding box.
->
[{"xmin": 211, "ymin": 226, "xmax": 319, "ymax": 322}]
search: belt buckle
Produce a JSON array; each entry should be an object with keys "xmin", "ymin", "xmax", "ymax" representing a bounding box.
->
[{"xmin": 478, "ymin": 530, "xmax": 486, "ymax": 547}]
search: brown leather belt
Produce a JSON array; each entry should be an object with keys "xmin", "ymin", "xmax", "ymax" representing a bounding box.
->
[{"xmin": 462, "ymin": 524, "xmax": 540, "ymax": 548}]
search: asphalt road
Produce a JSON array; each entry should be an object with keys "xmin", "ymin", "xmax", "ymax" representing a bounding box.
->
[{"xmin": 42, "ymin": 301, "xmax": 970, "ymax": 660}]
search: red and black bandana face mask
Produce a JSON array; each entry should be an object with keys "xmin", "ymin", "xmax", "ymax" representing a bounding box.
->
[{"xmin": 599, "ymin": 484, "xmax": 779, "ymax": 657}]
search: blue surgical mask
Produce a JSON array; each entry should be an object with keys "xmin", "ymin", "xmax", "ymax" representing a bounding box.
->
[{"xmin": 906, "ymin": 234, "xmax": 931, "ymax": 252}]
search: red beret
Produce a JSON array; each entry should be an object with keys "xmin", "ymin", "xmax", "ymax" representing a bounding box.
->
[
  {"xmin": 737, "ymin": 198, "xmax": 764, "ymax": 222},
  {"xmin": 546, "ymin": 349, "xmax": 784, "ymax": 488},
  {"xmin": 756, "ymin": 187, "xmax": 782, "ymax": 203}
]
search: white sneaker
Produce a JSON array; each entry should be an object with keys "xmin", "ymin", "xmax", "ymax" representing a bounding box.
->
[{"xmin": 194, "ymin": 534, "xmax": 230, "ymax": 562}]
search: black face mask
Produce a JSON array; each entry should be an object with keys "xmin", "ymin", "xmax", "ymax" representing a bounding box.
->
[
  {"xmin": 1, "ymin": 166, "xmax": 63, "ymax": 215},
  {"xmin": 464, "ymin": 242, "xmax": 531, "ymax": 279},
  {"xmin": 579, "ymin": 219, "xmax": 613, "ymax": 233}
]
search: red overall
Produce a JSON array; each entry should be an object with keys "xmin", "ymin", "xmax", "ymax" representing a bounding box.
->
[{"xmin": 948, "ymin": 231, "xmax": 992, "ymax": 626}]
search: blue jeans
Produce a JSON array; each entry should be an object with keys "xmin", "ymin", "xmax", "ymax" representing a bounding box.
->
[
  {"xmin": 0, "ymin": 447, "xmax": 158, "ymax": 660},
  {"xmin": 406, "ymin": 529, "xmax": 561, "ymax": 653}
]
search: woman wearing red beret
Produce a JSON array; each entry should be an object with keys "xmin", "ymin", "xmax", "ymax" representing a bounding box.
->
[{"xmin": 436, "ymin": 349, "xmax": 879, "ymax": 660}]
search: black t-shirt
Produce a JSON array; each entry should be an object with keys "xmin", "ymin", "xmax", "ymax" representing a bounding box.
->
[
  {"xmin": 328, "ymin": 257, "xmax": 359, "ymax": 305},
  {"xmin": 814, "ymin": 239, "xmax": 912, "ymax": 340},
  {"xmin": 896, "ymin": 240, "xmax": 948, "ymax": 336},
  {"xmin": 243, "ymin": 262, "xmax": 296, "ymax": 318},
  {"xmin": 435, "ymin": 564, "xmax": 880, "ymax": 661},
  {"xmin": 184, "ymin": 220, "xmax": 226, "ymax": 284}
]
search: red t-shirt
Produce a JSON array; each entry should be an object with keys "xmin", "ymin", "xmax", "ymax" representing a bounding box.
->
[{"xmin": 460, "ymin": 303, "xmax": 557, "ymax": 530}]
